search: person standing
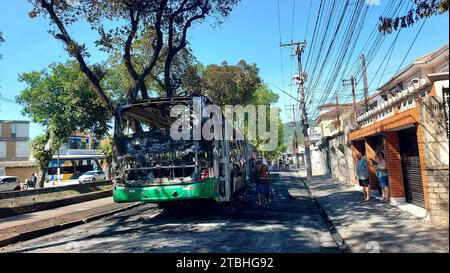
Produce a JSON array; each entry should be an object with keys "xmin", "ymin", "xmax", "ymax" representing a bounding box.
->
[
  {"xmin": 254, "ymin": 158, "xmax": 271, "ymax": 208},
  {"xmin": 356, "ymin": 153, "xmax": 370, "ymax": 201},
  {"xmin": 372, "ymin": 152, "xmax": 389, "ymax": 204}
]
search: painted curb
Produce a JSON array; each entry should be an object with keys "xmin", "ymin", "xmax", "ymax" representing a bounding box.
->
[
  {"xmin": 0, "ymin": 189, "xmax": 113, "ymax": 218},
  {"xmin": 0, "ymin": 202, "xmax": 142, "ymax": 249}
]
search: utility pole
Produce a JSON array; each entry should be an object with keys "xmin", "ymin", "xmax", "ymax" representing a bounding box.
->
[
  {"xmin": 335, "ymin": 93, "xmax": 340, "ymax": 133},
  {"xmin": 343, "ymin": 76, "xmax": 357, "ymax": 121},
  {"xmin": 286, "ymin": 104, "xmax": 299, "ymax": 168},
  {"xmin": 361, "ymin": 54, "xmax": 369, "ymax": 112},
  {"xmin": 281, "ymin": 41, "xmax": 312, "ymax": 181}
]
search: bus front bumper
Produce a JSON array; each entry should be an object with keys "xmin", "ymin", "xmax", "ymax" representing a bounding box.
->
[{"xmin": 113, "ymin": 179, "xmax": 220, "ymax": 203}]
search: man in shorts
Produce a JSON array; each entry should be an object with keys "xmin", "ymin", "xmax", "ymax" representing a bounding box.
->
[
  {"xmin": 356, "ymin": 152, "xmax": 370, "ymax": 202},
  {"xmin": 254, "ymin": 158, "xmax": 271, "ymax": 208}
]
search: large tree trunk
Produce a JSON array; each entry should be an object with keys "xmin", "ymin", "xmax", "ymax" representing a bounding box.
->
[
  {"xmin": 106, "ymin": 159, "xmax": 112, "ymax": 180},
  {"xmin": 37, "ymin": 169, "xmax": 47, "ymax": 189}
]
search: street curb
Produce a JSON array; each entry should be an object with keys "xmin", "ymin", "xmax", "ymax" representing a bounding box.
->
[
  {"xmin": 0, "ymin": 202, "xmax": 142, "ymax": 249},
  {"xmin": 0, "ymin": 181, "xmax": 113, "ymax": 200},
  {"xmin": 0, "ymin": 189, "xmax": 113, "ymax": 218},
  {"xmin": 292, "ymin": 173, "xmax": 351, "ymax": 253}
]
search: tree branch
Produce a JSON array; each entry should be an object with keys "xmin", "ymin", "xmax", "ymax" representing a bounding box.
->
[
  {"xmin": 123, "ymin": 8, "xmax": 146, "ymax": 100},
  {"xmin": 164, "ymin": 0, "xmax": 209, "ymax": 97},
  {"xmin": 135, "ymin": 0, "xmax": 168, "ymax": 98},
  {"xmin": 39, "ymin": 0, "xmax": 114, "ymax": 113}
]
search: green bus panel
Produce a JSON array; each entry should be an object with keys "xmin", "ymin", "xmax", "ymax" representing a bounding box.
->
[{"xmin": 113, "ymin": 178, "xmax": 221, "ymax": 203}]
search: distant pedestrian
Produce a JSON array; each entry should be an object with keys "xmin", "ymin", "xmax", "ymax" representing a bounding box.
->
[
  {"xmin": 371, "ymin": 152, "xmax": 389, "ymax": 204},
  {"xmin": 254, "ymin": 158, "xmax": 271, "ymax": 208},
  {"xmin": 356, "ymin": 152, "xmax": 370, "ymax": 202}
]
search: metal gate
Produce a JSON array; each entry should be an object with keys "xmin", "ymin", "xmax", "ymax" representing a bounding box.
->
[
  {"xmin": 401, "ymin": 156, "xmax": 425, "ymax": 208},
  {"xmin": 398, "ymin": 127, "xmax": 425, "ymax": 208}
]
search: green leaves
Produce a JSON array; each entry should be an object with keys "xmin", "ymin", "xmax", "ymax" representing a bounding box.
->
[
  {"xmin": 203, "ymin": 60, "xmax": 262, "ymax": 107},
  {"xmin": 17, "ymin": 61, "xmax": 111, "ymax": 143},
  {"xmin": 378, "ymin": 0, "xmax": 448, "ymax": 34},
  {"xmin": 18, "ymin": 61, "xmax": 112, "ymax": 187},
  {"xmin": 17, "ymin": 62, "xmax": 110, "ymax": 137}
]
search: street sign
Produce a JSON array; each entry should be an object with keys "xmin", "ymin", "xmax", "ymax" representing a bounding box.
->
[{"xmin": 308, "ymin": 127, "xmax": 322, "ymax": 141}]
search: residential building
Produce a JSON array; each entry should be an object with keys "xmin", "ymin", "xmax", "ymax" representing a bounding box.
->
[
  {"xmin": 48, "ymin": 131, "xmax": 105, "ymax": 181},
  {"xmin": 316, "ymin": 104, "xmax": 356, "ymax": 184},
  {"xmin": 0, "ymin": 120, "xmax": 37, "ymax": 182},
  {"xmin": 349, "ymin": 44, "xmax": 449, "ymax": 226},
  {"xmin": 316, "ymin": 103, "xmax": 353, "ymax": 137},
  {"xmin": 0, "ymin": 120, "xmax": 31, "ymax": 161}
]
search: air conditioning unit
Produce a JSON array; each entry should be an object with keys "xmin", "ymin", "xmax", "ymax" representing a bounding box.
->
[{"xmin": 408, "ymin": 78, "xmax": 421, "ymax": 90}]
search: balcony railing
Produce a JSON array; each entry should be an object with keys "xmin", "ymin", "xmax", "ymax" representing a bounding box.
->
[{"xmin": 356, "ymin": 80, "xmax": 428, "ymax": 128}]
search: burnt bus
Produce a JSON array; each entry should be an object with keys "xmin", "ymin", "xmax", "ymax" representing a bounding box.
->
[{"xmin": 112, "ymin": 95, "xmax": 253, "ymax": 204}]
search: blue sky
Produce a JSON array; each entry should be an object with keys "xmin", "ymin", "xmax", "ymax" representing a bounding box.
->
[{"xmin": 0, "ymin": 0, "xmax": 449, "ymax": 139}]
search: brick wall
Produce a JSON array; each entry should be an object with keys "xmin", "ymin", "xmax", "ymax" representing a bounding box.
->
[
  {"xmin": 384, "ymin": 131, "xmax": 405, "ymax": 198},
  {"xmin": 426, "ymin": 168, "xmax": 449, "ymax": 227},
  {"xmin": 418, "ymin": 94, "xmax": 449, "ymax": 227},
  {"xmin": 364, "ymin": 138, "xmax": 378, "ymax": 190}
]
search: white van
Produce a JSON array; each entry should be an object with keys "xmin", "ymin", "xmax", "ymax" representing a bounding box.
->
[{"xmin": 0, "ymin": 176, "xmax": 21, "ymax": 192}]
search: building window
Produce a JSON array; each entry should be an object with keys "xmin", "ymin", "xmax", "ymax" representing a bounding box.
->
[
  {"xmin": 438, "ymin": 62, "xmax": 449, "ymax": 73},
  {"xmin": 69, "ymin": 138, "xmax": 82, "ymax": 149},
  {"xmin": 80, "ymin": 139, "xmax": 87, "ymax": 149},
  {"xmin": 92, "ymin": 139, "xmax": 100, "ymax": 150},
  {"xmin": 10, "ymin": 124, "xmax": 16, "ymax": 138}
]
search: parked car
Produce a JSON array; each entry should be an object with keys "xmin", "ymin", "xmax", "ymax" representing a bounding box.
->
[
  {"xmin": 0, "ymin": 176, "xmax": 21, "ymax": 192},
  {"xmin": 78, "ymin": 170, "xmax": 106, "ymax": 184}
]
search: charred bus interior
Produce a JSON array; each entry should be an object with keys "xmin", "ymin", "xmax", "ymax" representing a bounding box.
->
[
  {"xmin": 112, "ymin": 95, "xmax": 254, "ymax": 204},
  {"xmin": 113, "ymin": 97, "xmax": 213, "ymax": 187}
]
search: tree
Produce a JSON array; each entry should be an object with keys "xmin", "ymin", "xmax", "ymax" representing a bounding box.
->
[
  {"xmin": 247, "ymin": 84, "xmax": 284, "ymax": 156},
  {"xmin": 378, "ymin": 0, "xmax": 448, "ymax": 34},
  {"xmin": 196, "ymin": 60, "xmax": 284, "ymax": 155},
  {"xmin": 99, "ymin": 135, "xmax": 113, "ymax": 180},
  {"xmin": 16, "ymin": 61, "xmax": 111, "ymax": 188},
  {"xmin": 103, "ymin": 29, "xmax": 200, "ymax": 101},
  {"xmin": 202, "ymin": 60, "xmax": 262, "ymax": 107},
  {"xmin": 28, "ymin": 0, "xmax": 240, "ymax": 110}
]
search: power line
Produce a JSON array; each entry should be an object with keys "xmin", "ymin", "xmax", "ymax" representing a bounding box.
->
[
  {"xmin": 393, "ymin": 18, "xmax": 428, "ymax": 78},
  {"xmin": 277, "ymin": 0, "xmax": 287, "ymax": 110},
  {"xmin": 291, "ymin": 0, "xmax": 296, "ymax": 42},
  {"xmin": 304, "ymin": 0, "xmax": 312, "ymax": 41}
]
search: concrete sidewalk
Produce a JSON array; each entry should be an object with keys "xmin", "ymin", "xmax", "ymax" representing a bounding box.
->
[
  {"xmin": 291, "ymin": 174, "xmax": 449, "ymax": 253},
  {"xmin": 0, "ymin": 197, "xmax": 139, "ymax": 248}
]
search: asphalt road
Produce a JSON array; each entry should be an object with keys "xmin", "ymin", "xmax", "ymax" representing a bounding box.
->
[{"xmin": 2, "ymin": 171, "xmax": 339, "ymax": 253}]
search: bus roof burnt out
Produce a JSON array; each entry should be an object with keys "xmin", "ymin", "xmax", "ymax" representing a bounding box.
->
[{"xmin": 112, "ymin": 96, "xmax": 213, "ymax": 186}]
